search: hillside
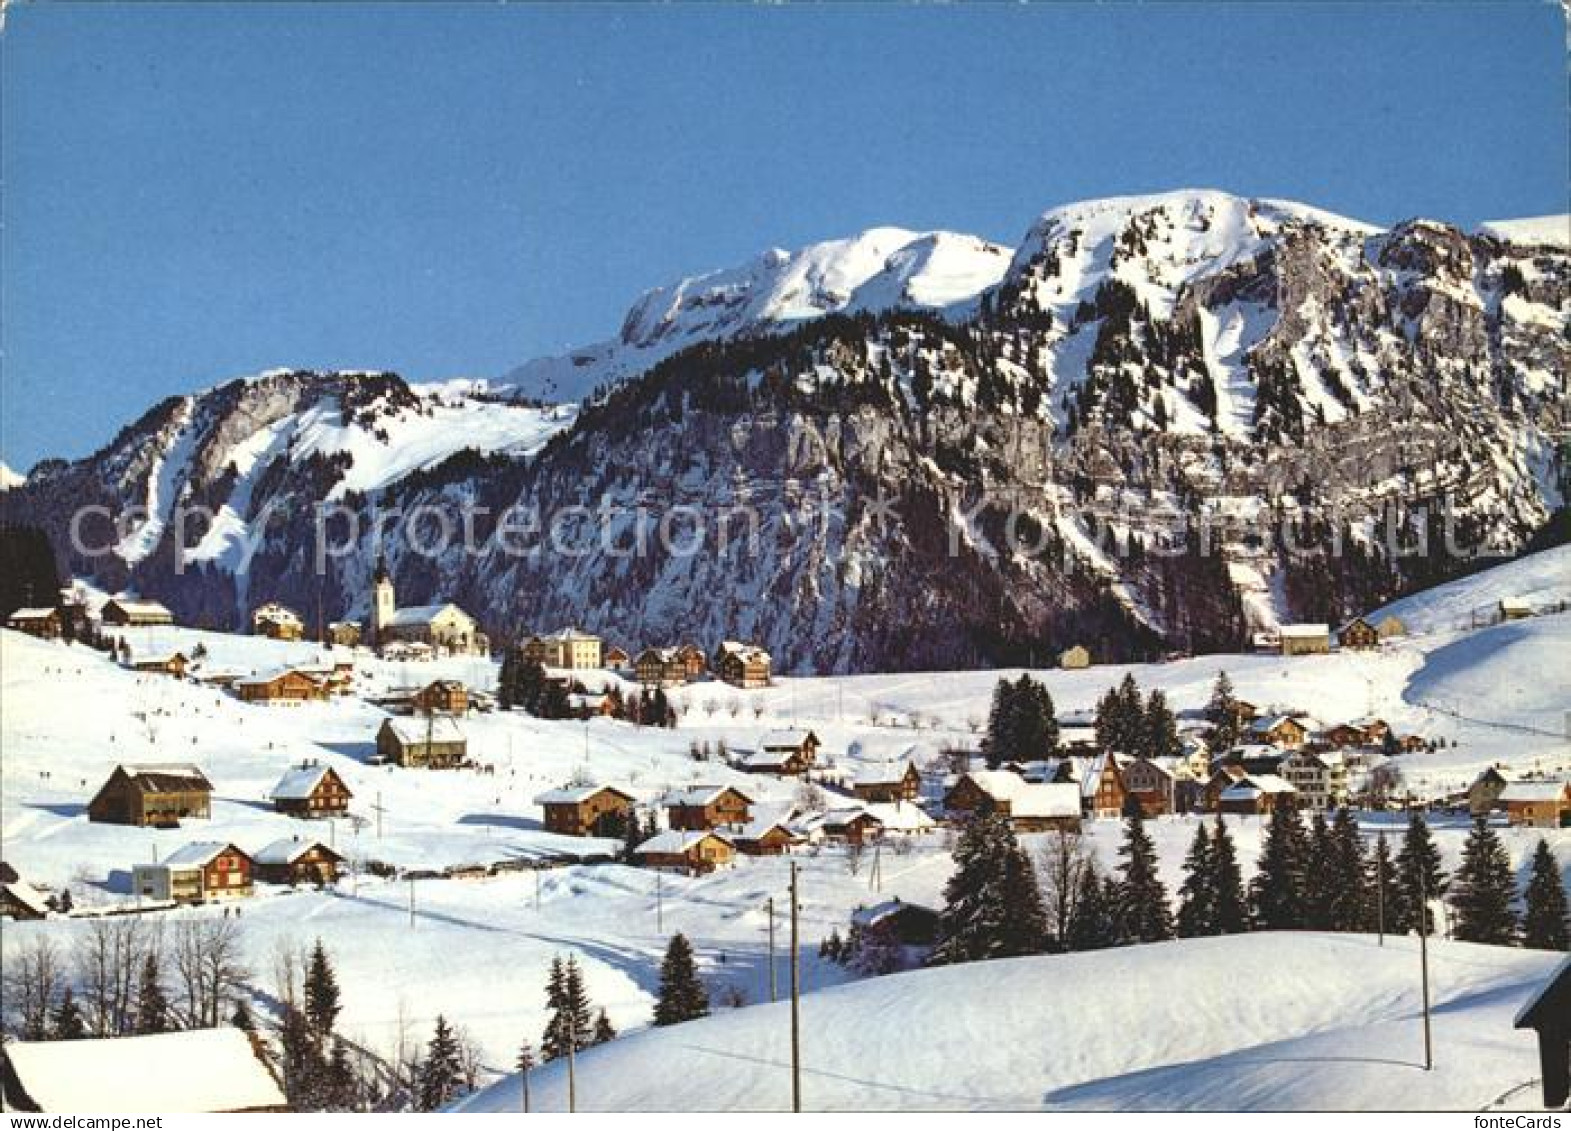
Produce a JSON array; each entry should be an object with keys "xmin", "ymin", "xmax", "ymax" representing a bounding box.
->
[{"xmin": 454, "ymin": 933, "xmax": 1562, "ymax": 1112}]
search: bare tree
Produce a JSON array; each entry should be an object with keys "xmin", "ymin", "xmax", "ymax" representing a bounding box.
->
[
  {"xmin": 172, "ymin": 916, "xmax": 248, "ymax": 1028},
  {"xmin": 455, "ymin": 1025, "xmax": 485, "ymax": 1094},
  {"xmin": 3, "ymin": 936, "xmax": 65, "ymax": 1039},
  {"xmin": 76, "ymin": 915, "xmax": 157, "ymax": 1036},
  {"xmin": 793, "ymin": 780, "xmax": 827, "ymax": 814},
  {"xmin": 1037, "ymin": 827, "xmax": 1095, "ymax": 944}
]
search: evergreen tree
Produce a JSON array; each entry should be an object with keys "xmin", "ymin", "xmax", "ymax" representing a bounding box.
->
[
  {"xmin": 52, "ymin": 986, "xmax": 87, "ymax": 1040},
  {"xmin": 1521, "ymin": 839, "xmax": 1569, "ymax": 952},
  {"xmin": 1143, "ymin": 689, "xmax": 1180, "ymax": 760},
  {"xmin": 136, "ymin": 953, "xmax": 171, "ymax": 1034},
  {"xmin": 1176, "ymin": 821, "xmax": 1215, "ymax": 937},
  {"xmin": 1251, "ymin": 796, "xmax": 1308, "ymax": 929},
  {"xmin": 1205, "ymin": 671, "xmax": 1241, "ymax": 752},
  {"xmin": 417, "ymin": 1015, "xmax": 465, "ymax": 1111},
  {"xmin": 278, "ymin": 1004, "xmax": 326, "ymax": 1109},
  {"xmin": 541, "ymin": 955, "xmax": 594, "ymax": 1060},
  {"xmin": 324, "ymin": 1040, "xmax": 360, "ymax": 1111},
  {"xmin": 304, "ymin": 939, "xmax": 342, "ymax": 1040},
  {"xmin": 592, "ymin": 1008, "xmax": 617, "ymax": 1045},
  {"xmin": 1095, "ymin": 674, "xmax": 1147, "ymax": 755},
  {"xmin": 1115, "ymin": 808, "xmax": 1173, "ymax": 942},
  {"xmin": 929, "ymin": 811, "xmax": 1048, "ymax": 964},
  {"xmin": 984, "ymin": 677, "xmax": 1020, "ymax": 769},
  {"xmin": 231, "ymin": 998, "xmax": 255, "ymax": 1032},
  {"xmin": 1328, "ymin": 809, "xmax": 1372, "ymax": 931},
  {"xmin": 1209, "ymin": 815, "xmax": 1250, "ymax": 934},
  {"xmin": 1394, "ymin": 811, "xmax": 1447, "ymax": 934},
  {"xmin": 622, "ymin": 808, "xmax": 646, "ymax": 862},
  {"xmin": 653, "ymin": 933, "xmax": 710, "ymax": 1026},
  {"xmin": 1065, "ymin": 862, "xmax": 1117, "ymax": 951},
  {"xmin": 1303, "ymin": 811, "xmax": 1337, "ymax": 930},
  {"xmin": 1450, "ymin": 818, "xmax": 1517, "ymax": 946},
  {"xmin": 1369, "ymin": 832, "xmax": 1398, "ymax": 936}
]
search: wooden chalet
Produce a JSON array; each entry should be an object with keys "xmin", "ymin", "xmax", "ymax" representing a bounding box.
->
[
  {"xmin": 1514, "ymin": 957, "xmax": 1571, "ymax": 1109},
  {"xmin": 1, "ymin": 1028, "xmax": 289, "ymax": 1113},
  {"xmin": 714, "ymin": 641, "xmax": 771, "ymax": 688},
  {"xmin": 1376, "ymin": 614, "xmax": 1407, "ymax": 640},
  {"xmin": 634, "ymin": 647, "xmax": 688, "ymax": 688},
  {"xmin": 739, "ymin": 729, "xmax": 820, "ymax": 777},
  {"xmin": 1246, "ymin": 714, "xmax": 1309, "ymax": 748},
  {"xmin": 1058, "ymin": 644, "xmax": 1091, "ymax": 669},
  {"xmin": 665, "ymin": 784, "xmax": 754, "ymax": 831},
  {"xmin": 0, "ymin": 881, "xmax": 50, "ymax": 921},
  {"xmin": 1118, "ymin": 756, "xmax": 1177, "ymax": 817},
  {"xmin": 269, "ymin": 762, "xmax": 352, "ymax": 818},
  {"xmin": 1278, "ymin": 624, "xmax": 1330, "ymax": 656},
  {"xmin": 945, "ymin": 771, "xmax": 1082, "ymax": 832},
  {"xmin": 731, "ymin": 817, "xmax": 803, "ymax": 856},
  {"xmin": 1079, "ymin": 752, "xmax": 1128, "ymax": 819},
  {"xmin": 413, "ymin": 679, "xmax": 469, "ymax": 715},
  {"xmin": 604, "ymin": 645, "xmax": 632, "ymax": 671},
  {"xmin": 536, "ymin": 784, "xmax": 637, "ymax": 837},
  {"xmin": 5, "ymin": 607, "xmax": 61, "ymax": 639},
  {"xmin": 852, "ymin": 760, "xmax": 921, "ymax": 804},
  {"xmin": 1217, "ymin": 774, "xmax": 1297, "ymax": 816},
  {"xmin": 236, "ymin": 667, "xmax": 328, "ymax": 704},
  {"xmin": 251, "ymin": 602, "xmax": 305, "ymax": 641},
  {"xmin": 815, "ymin": 808, "xmax": 885, "ymax": 846},
  {"xmin": 634, "ymin": 829, "xmax": 735, "ymax": 874},
  {"xmin": 376, "ymin": 716, "xmax": 467, "ymax": 768},
  {"xmin": 1500, "ymin": 598, "xmax": 1533, "ymax": 621},
  {"xmin": 126, "ymin": 651, "xmax": 189, "ymax": 679},
  {"xmin": 133, "ymin": 842, "xmax": 253, "ymax": 904},
  {"xmin": 100, "ymin": 598, "xmax": 174, "ymax": 627},
  {"xmin": 328, "ymin": 620, "xmax": 362, "ymax": 648},
  {"xmin": 89, "ymin": 763, "xmax": 212, "ymax": 827},
  {"xmin": 851, "ymin": 899, "xmax": 941, "ymax": 947},
  {"xmin": 1498, "ymin": 779, "xmax": 1571, "ymax": 829},
  {"xmin": 1467, "ymin": 765, "xmax": 1513, "ymax": 817},
  {"xmin": 675, "ymin": 643, "xmax": 708, "ymax": 679},
  {"xmin": 253, "ymin": 838, "xmax": 345, "ymax": 886},
  {"xmin": 1336, "ymin": 617, "xmax": 1381, "ymax": 650}
]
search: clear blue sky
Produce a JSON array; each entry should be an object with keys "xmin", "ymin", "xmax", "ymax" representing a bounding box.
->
[{"xmin": 2, "ymin": 3, "xmax": 1565, "ymax": 469}]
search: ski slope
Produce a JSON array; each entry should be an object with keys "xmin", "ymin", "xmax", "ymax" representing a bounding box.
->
[{"xmin": 454, "ymin": 933, "xmax": 1561, "ymax": 1112}]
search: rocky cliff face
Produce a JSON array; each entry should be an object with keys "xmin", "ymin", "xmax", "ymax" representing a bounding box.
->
[{"xmin": 4, "ymin": 191, "xmax": 1566, "ymax": 671}]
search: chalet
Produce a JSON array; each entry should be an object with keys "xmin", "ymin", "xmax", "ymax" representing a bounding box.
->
[
  {"xmin": 852, "ymin": 761, "xmax": 922, "ymax": 804},
  {"xmin": 89, "ymin": 763, "xmax": 212, "ymax": 827},
  {"xmin": 376, "ymin": 716, "xmax": 467, "ymax": 769},
  {"xmin": 945, "ymin": 771, "xmax": 1082, "ymax": 832},
  {"xmin": 604, "ymin": 645, "xmax": 632, "ymax": 671},
  {"xmin": 1118, "ymin": 756, "xmax": 1179, "ymax": 817},
  {"xmin": 1499, "ymin": 598, "xmax": 1533, "ymax": 621},
  {"xmin": 251, "ymin": 602, "xmax": 304, "ymax": 641},
  {"xmin": 5, "ymin": 607, "xmax": 61, "ymax": 639},
  {"xmin": 236, "ymin": 667, "xmax": 328, "ymax": 705},
  {"xmin": 536, "ymin": 784, "xmax": 637, "ymax": 837},
  {"xmin": 1, "ymin": 860, "xmax": 20, "ymax": 883},
  {"xmin": 675, "ymin": 643, "xmax": 708, "ymax": 679},
  {"xmin": 1278, "ymin": 624, "xmax": 1330, "ymax": 656},
  {"xmin": 1321, "ymin": 722, "xmax": 1374, "ymax": 748},
  {"xmin": 568, "ymin": 692, "xmax": 616, "ymax": 717},
  {"xmin": 413, "ymin": 679, "xmax": 469, "ymax": 716},
  {"xmin": 1203, "ymin": 764, "xmax": 1250, "ymax": 810},
  {"xmin": 1498, "ymin": 779, "xmax": 1571, "ymax": 829},
  {"xmin": 100, "ymin": 598, "xmax": 174, "ymax": 627},
  {"xmin": 328, "ymin": 620, "xmax": 362, "ymax": 648},
  {"xmin": 133, "ymin": 842, "xmax": 253, "ymax": 904},
  {"xmin": 633, "ymin": 829, "xmax": 735, "ymax": 874},
  {"xmin": 1230, "ymin": 698, "xmax": 1259, "ymax": 723},
  {"xmin": 1058, "ymin": 645, "xmax": 1091, "ymax": 669},
  {"xmin": 1396, "ymin": 733, "xmax": 1429, "ymax": 753},
  {"xmin": 1337, "ymin": 617, "xmax": 1380, "ymax": 650},
  {"xmin": 851, "ymin": 899, "xmax": 941, "ymax": 948},
  {"xmin": 523, "ymin": 627, "xmax": 603, "ymax": 670},
  {"xmin": 815, "ymin": 808, "xmax": 886, "ymax": 846},
  {"xmin": 1467, "ymin": 765, "xmax": 1513, "ymax": 817},
  {"xmin": 730, "ymin": 817, "xmax": 803, "ymax": 856},
  {"xmin": 269, "ymin": 762, "xmax": 352, "ymax": 818},
  {"xmin": 1247, "ymin": 714, "xmax": 1309, "ymax": 748},
  {"xmin": 634, "ymin": 646, "xmax": 688, "ymax": 688},
  {"xmin": 1278, "ymin": 748, "xmax": 1348, "ymax": 810},
  {"xmin": 252, "ymin": 838, "xmax": 345, "ymax": 886},
  {"xmin": 1080, "ymin": 752, "xmax": 1128, "ymax": 819},
  {"xmin": 1217, "ymin": 774, "xmax": 1297, "ymax": 816},
  {"xmin": 1514, "ymin": 957, "xmax": 1571, "ymax": 1109},
  {"xmin": 292, "ymin": 659, "xmax": 356, "ymax": 696},
  {"xmin": 860, "ymin": 801, "xmax": 936, "ymax": 836},
  {"xmin": 738, "ymin": 729, "xmax": 820, "ymax": 777},
  {"xmin": 1221, "ymin": 744, "xmax": 1288, "ymax": 777},
  {"xmin": 381, "ymin": 640, "xmax": 434, "ymax": 662},
  {"xmin": 715, "ymin": 640, "xmax": 771, "ymax": 688},
  {"xmin": 0, "ymin": 1028, "xmax": 289, "ymax": 1113},
  {"xmin": 125, "ymin": 651, "xmax": 189, "ymax": 679},
  {"xmin": 0, "ymin": 881, "xmax": 49, "ymax": 921},
  {"xmin": 369, "ymin": 561, "xmax": 487, "ymax": 655},
  {"xmin": 665, "ymin": 784, "xmax": 753, "ymax": 831},
  {"xmin": 1376, "ymin": 614, "xmax": 1407, "ymax": 640}
]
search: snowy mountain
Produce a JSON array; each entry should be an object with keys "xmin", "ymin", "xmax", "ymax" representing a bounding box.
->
[
  {"xmin": 2, "ymin": 189, "xmax": 1566, "ymax": 666},
  {"xmin": 0, "ymin": 461, "xmax": 24, "ymax": 491},
  {"xmin": 500, "ymin": 228, "xmax": 1012, "ymax": 403},
  {"xmin": 455, "ymin": 933, "xmax": 1560, "ymax": 1111}
]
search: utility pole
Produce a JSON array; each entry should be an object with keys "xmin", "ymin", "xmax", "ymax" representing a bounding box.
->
[
  {"xmin": 408, "ymin": 877, "xmax": 416, "ymax": 929},
  {"xmin": 767, "ymin": 896, "xmax": 777, "ymax": 1003},
  {"xmin": 566, "ymin": 1008, "xmax": 578, "ymax": 1114},
  {"xmin": 789, "ymin": 862, "xmax": 801, "ymax": 1113},
  {"xmin": 374, "ymin": 791, "xmax": 385, "ymax": 839},
  {"xmin": 656, "ymin": 871, "xmax": 663, "ymax": 933},
  {"xmin": 869, "ymin": 840, "xmax": 882, "ymax": 893},
  {"xmin": 534, "ymin": 867, "xmax": 541, "ymax": 911},
  {"xmin": 1419, "ymin": 864, "xmax": 1433, "ymax": 1070},
  {"xmin": 1375, "ymin": 832, "xmax": 1385, "ymax": 946}
]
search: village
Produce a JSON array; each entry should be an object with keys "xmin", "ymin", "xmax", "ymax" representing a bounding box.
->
[{"xmin": 1, "ymin": 547, "xmax": 1569, "ymax": 1111}]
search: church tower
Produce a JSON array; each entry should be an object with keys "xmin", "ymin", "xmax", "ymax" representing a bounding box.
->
[{"xmin": 370, "ymin": 555, "xmax": 396, "ymax": 646}]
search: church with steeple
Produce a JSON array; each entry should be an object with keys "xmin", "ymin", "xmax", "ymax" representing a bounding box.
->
[{"xmin": 367, "ymin": 557, "xmax": 487, "ymax": 656}]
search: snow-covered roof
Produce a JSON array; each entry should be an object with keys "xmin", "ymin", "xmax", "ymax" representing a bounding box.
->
[
  {"xmin": 861, "ymin": 802, "xmax": 937, "ymax": 831},
  {"xmin": 157, "ymin": 841, "xmax": 246, "ymax": 871},
  {"xmin": 717, "ymin": 640, "xmax": 772, "ymax": 663},
  {"xmin": 854, "ymin": 761, "xmax": 915, "ymax": 787},
  {"xmin": 536, "ymin": 784, "xmax": 633, "ymax": 805},
  {"xmin": 385, "ymin": 603, "xmax": 469, "ymax": 628},
  {"xmin": 962, "ymin": 770, "xmax": 1082, "ymax": 817},
  {"xmin": 536, "ymin": 625, "xmax": 601, "ymax": 643},
  {"xmin": 6, "ymin": 607, "xmax": 57, "ymax": 620},
  {"xmin": 666, "ymin": 784, "xmax": 753, "ymax": 807},
  {"xmin": 114, "ymin": 763, "xmax": 212, "ymax": 792},
  {"xmin": 2, "ymin": 880, "xmax": 50, "ymax": 916},
  {"xmin": 2, "ymin": 1027, "xmax": 287, "ymax": 1112},
  {"xmin": 733, "ymin": 815, "xmax": 802, "ymax": 842},
  {"xmin": 1499, "ymin": 780, "xmax": 1569, "ymax": 803},
  {"xmin": 1078, "ymin": 753, "xmax": 1114, "ymax": 799},
  {"xmin": 817, "ymin": 807, "xmax": 884, "ymax": 831},
  {"xmin": 1278, "ymin": 624, "xmax": 1330, "ymax": 638},
  {"xmin": 253, "ymin": 837, "xmax": 341, "ymax": 866},
  {"xmin": 739, "ymin": 748, "xmax": 802, "ymax": 769},
  {"xmin": 105, "ymin": 598, "xmax": 174, "ymax": 617},
  {"xmin": 851, "ymin": 899, "xmax": 938, "ymax": 929},
  {"xmin": 635, "ymin": 829, "xmax": 731, "ymax": 856},
  {"xmin": 1499, "ymin": 597, "xmax": 1532, "ymax": 613},
  {"xmin": 1248, "ymin": 714, "xmax": 1303, "ymax": 734},
  {"xmin": 759, "ymin": 729, "xmax": 816, "ymax": 749},
  {"xmin": 236, "ymin": 665, "xmax": 324, "ymax": 688},
  {"xmin": 269, "ymin": 763, "xmax": 338, "ymax": 800},
  {"xmin": 252, "ymin": 603, "xmax": 302, "ymax": 623},
  {"xmin": 1222, "ymin": 774, "xmax": 1297, "ymax": 800},
  {"xmin": 380, "ymin": 716, "xmax": 466, "ymax": 744}
]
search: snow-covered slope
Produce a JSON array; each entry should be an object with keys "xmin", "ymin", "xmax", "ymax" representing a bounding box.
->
[
  {"xmin": 500, "ymin": 228, "xmax": 1011, "ymax": 403},
  {"xmin": 455, "ymin": 933, "xmax": 1560, "ymax": 1112},
  {"xmin": 1479, "ymin": 215, "xmax": 1571, "ymax": 249},
  {"xmin": 0, "ymin": 461, "xmax": 24, "ymax": 490},
  {"xmin": 1368, "ymin": 545, "xmax": 1571, "ymax": 634}
]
